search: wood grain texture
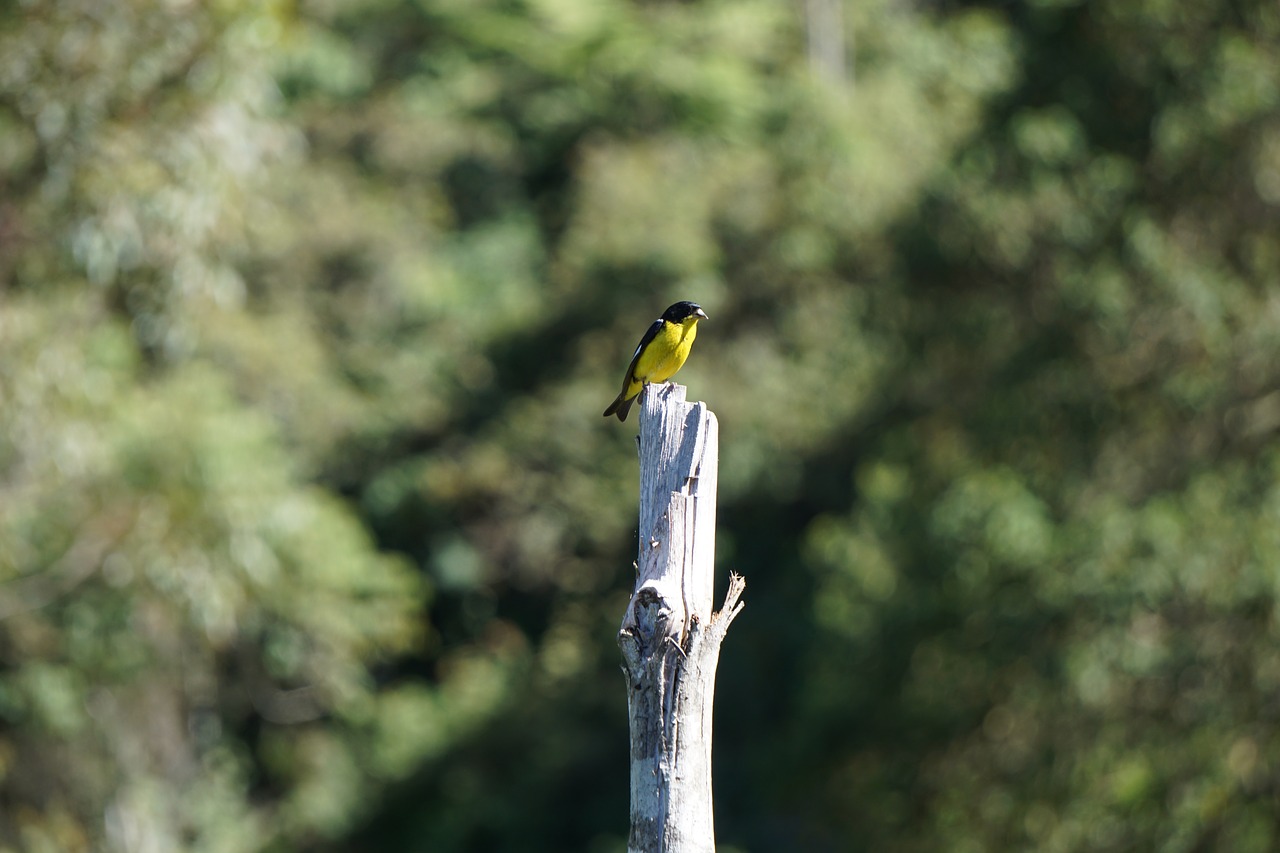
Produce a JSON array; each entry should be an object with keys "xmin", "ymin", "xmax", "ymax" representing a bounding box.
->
[{"xmin": 618, "ymin": 383, "xmax": 744, "ymax": 853}]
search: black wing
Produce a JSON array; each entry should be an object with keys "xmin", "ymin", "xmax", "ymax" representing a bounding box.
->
[{"xmin": 624, "ymin": 318, "xmax": 665, "ymax": 382}]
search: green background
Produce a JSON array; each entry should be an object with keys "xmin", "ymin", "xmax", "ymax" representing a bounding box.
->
[{"xmin": 2, "ymin": 0, "xmax": 1279, "ymax": 850}]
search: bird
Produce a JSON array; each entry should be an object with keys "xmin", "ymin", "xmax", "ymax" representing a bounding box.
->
[{"xmin": 603, "ymin": 301, "xmax": 709, "ymax": 422}]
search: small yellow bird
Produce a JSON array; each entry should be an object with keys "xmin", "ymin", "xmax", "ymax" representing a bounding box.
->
[{"xmin": 603, "ymin": 301, "xmax": 709, "ymax": 422}]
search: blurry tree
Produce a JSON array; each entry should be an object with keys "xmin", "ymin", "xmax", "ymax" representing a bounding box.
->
[
  {"xmin": 2, "ymin": 0, "xmax": 1279, "ymax": 851},
  {"xmin": 749, "ymin": 2, "xmax": 1280, "ymax": 851},
  {"xmin": 0, "ymin": 2, "xmax": 497, "ymax": 850}
]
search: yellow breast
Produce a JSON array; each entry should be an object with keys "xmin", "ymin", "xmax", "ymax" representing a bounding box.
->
[{"xmin": 634, "ymin": 318, "xmax": 699, "ymax": 385}]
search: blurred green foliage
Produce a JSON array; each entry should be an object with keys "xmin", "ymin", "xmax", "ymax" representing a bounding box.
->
[{"xmin": 1, "ymin": 0, "xmax": 1279, "ymax": 850}]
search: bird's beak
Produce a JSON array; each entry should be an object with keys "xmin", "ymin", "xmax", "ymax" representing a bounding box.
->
[{"xmin": 695, "ymin": 308, "xmax": 709, "ymax": 320}]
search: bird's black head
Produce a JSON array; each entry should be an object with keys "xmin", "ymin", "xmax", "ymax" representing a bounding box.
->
[{"xmin": 660, "ymin": 301, "xmax": 709, "ymax": 323}]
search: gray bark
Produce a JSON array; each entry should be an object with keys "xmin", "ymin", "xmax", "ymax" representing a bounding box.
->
[
  {"xmin": 806, "ymin": 0, "xmax": 850, "ymax": 86},
  {"xmin": 618, "ymin": 383, "xmax": 745, "ymax": 853}
]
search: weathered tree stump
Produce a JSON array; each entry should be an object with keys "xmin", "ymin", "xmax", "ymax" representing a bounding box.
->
[{"xmin": 618, "ymin": 383, "xmax": 745, "ymax": 853}]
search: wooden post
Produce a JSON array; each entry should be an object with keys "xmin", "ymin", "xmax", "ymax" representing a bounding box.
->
[{"xmin": 618, "ymin": 383, "xmax": 746, "ymax": 853}]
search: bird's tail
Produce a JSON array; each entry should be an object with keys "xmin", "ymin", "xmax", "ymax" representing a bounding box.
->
[{"xmin": 602, "ymin": 392, "xmax": 636, "ymax": 422}]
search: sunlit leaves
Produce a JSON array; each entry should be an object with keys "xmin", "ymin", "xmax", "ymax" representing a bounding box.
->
[{"xmin": 4, "ymin": 0, "xmax": 1280, "ymax": 849}]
